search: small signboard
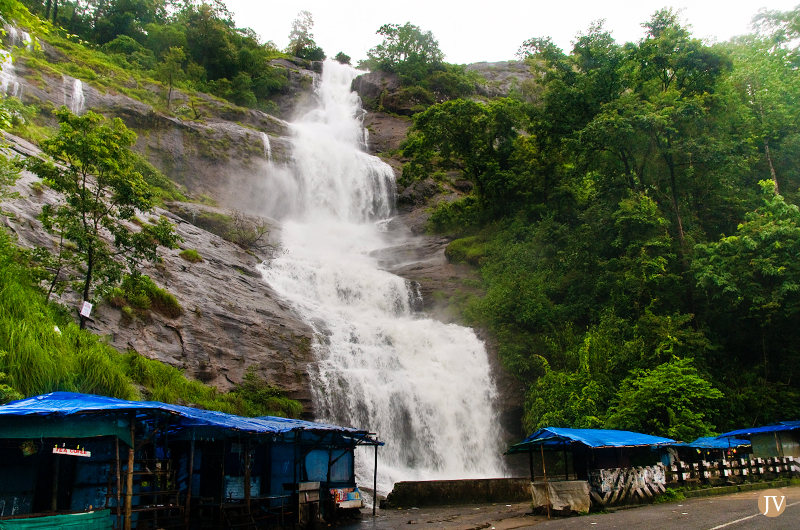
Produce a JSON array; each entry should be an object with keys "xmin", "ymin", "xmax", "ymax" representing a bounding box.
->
[
  {"xmin": 80, "ymin": 301, "xmax": 93, "ymax": 318},
  {"xmin": 53, "ymin": 446, "xmax": 92, "ymax": 457}
]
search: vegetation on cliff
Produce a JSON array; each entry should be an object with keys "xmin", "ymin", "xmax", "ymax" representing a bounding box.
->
[
  {"xmin": 15, "ymin": 0, "xmax": 291, "ymax": 111},
  {"xmin": 399, "ymin": 8, "xmax": 800, "ymax": 439},
  {"xmin": 0, "ymin": 225, "xmax": 300, "ymax": 416},
  {"xmin": 0, "ymin": 0, "xmax": 303, "ymax": 412}
]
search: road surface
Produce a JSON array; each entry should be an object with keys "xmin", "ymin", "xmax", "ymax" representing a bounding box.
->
[{"xmin": 343, "ymin": 485, "xmax": 800, "ymax": 530}]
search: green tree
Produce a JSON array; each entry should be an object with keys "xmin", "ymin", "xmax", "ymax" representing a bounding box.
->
[
  {"xmin": 23, "ymin": 108, "xmax": 179, "ymax": 327},
  {"xmin": 333, "ymin": 51, "xmax": 350, "ymax": 65},
  {"xmin": 725, "ymin": 36, "xmax": 800, "ymax": 195},
  {"xmin": 155, "ymin": 45, "xmax": 185, "ymax": 109},
  {"xmin": 605, "ymin": 357, "xmax": 723, "ymax": 440},
  {"xmin": 285, "ymin": 10, "xmax": 324, "ymax": 60},
  {"xmin": 366, "ymin": 22, "xmax": 444, "ymax": 71},
  {"xmin": 403, "ymin": 98, "xmax": 526, "ymax": 213},
  {"xmin": 694, "ymin": 183, "xmax": 800, "ymax": 322},
  {"xmin": 183, "ymin": 2, "xmax": 237, "ymax": 80},
  {"xmin": 693, "ymin": 182, "xmax": 800, "ymax": 386}
]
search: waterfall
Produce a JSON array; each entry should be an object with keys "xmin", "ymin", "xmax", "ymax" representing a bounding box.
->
[
  {"xmin": 260, "ymin": 132, "xmax": 272, "ymax": 162},
  {"xmin": 4, "ymin": 25, "xmax": 33, "ymax": 51},
  {"xmin": 0, "ymin": 25, "xmax": 33, "ymax": 98},
  {"xmin": 0, "ymin": 50, "xmax": 19, "ymax": 97},
  {"xmin": 70, "ymin": 78, "xmax": 86, "ymax": 115},
  {"xmin": 258, "ymin": 59, "xmax": 505, "ymax": 496}
]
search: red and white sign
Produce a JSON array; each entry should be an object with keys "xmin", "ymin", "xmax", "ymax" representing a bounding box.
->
[
  {"xmin": 53, "ymin": 446, "xmax": 91, "ymax": 457},
  {"xmin": 80, "ymin": 301, "xmax": 93, "ymax": 318}
]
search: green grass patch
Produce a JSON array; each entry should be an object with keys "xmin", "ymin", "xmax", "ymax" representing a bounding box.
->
[
  {"xmin": 107, "ymin": 273, "xmax": 183, "ymax": 319},
  {"xmin": 653, "ymin": 488, "xmax": 685, "ymax": 504},
  {"xmin": 179, "ymin": 249, "xmax": 203, "ymax": 263},
  {"xmin": 444, "ymin": 236, "xmax": 486, "ymax": 266}
]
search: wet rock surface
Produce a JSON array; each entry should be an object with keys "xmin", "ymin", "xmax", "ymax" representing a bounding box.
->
[{"xmin": 1, "ymin": 133, "xmax": 316, "ymax": 412}]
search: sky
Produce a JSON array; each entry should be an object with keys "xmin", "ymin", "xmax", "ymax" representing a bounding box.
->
[{"xmin": 222, "ymin": 1, "xmax": 798, "ymax": 65}]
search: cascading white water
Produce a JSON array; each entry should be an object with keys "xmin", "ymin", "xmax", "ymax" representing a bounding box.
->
[
  {"xmin": 0, "ymin": 26, "xmax": 33, "ymax": 98},
  {"xmin": 0, "ymin": 50, "xmax": 20, "ymax": 97},
  {"xmin": 258, "ymin": 59, "xmax": 505, "ymax": 496},
  {"xmin": 260, "ymin": 132, "xmax": 272, "ymax": 162},
  {"xmin": 69, "ymin": 78, "xmax": 86, "ymax": 115}
]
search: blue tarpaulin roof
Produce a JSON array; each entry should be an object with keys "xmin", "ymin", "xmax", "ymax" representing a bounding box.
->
[
  {"xmin": 506, "ymin": 427, "xmax": 675, "ymax": 454},
  {"xmin": 670, "ymin": 436, "xmax": 750, "ymax": 449},
  {"xmin": 0, "ymin": 392, "xmax": 381, "ymax": 445},
  {"xmin": 716, "ymin": 421, "xmax": 800, "ymax": 439}
]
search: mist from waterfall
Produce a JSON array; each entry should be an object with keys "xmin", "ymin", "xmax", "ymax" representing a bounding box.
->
[{"xmin": 258, "ymin": 59, "xmax": 505, "ymax": 496}]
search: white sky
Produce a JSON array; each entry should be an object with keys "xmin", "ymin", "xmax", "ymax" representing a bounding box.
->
[{"xmin": 222, "ymin": 1, "xmax": 798, "ymax": 65}]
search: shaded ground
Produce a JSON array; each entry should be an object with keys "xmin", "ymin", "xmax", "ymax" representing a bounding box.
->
[
  {"xmin": 338, "ymin": 484, "xmax": 800, "ymax": 530},
  {"xmin": 340, "ymin": 502, "xmax": 543, "ymax": 530}
]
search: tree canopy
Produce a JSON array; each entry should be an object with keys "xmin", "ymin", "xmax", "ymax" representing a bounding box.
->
[{"xmin": 401, "ymin": 7, "xmax": 800, "ymax": 436}]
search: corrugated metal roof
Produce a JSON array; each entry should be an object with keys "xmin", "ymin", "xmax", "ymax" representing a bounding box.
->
[
  {"xmin": 506, "ymin": 427, "xmax": 675, "ymax": 453},
  {"xmin": 0, "ymin": 392, "xmax": 380, "ymax": 444},
  {"xmin": 716, "ymin": 421, "xmax": 800, "ymax": 439},
  {"xmin": 670, "ymin": 436, "xmax": 750, "ymax": 449}
]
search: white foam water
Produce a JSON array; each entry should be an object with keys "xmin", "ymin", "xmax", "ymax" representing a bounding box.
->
[
  {"xmin": 260, "ymin": 132, "xmax": 272, "ymax": 162},
  {"xmin": 70, "ymin": 78, "xmax": 85, "ymax": 115},
  {"xmin": 258, "ymin": 59, "xmax": 505, "ymax": 496},
  {"xmin": 0, "ymin": 50, "xmax": 20, "ymax": 97}
]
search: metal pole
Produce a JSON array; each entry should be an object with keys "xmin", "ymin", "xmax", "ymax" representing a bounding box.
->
[
  {"xmin": 51, "ymin": 454, "xmax": 59, "ymax": 512},
  {"xmin": 244, "ymin": 439, "xmax": 251, "ymax": 510},
  {"xmin": 116, "ymin": 437, "xmax": 122, "ymax": 530},
  {"xmin": 373, "ymin": 444, "xmax": 378, "ymax": 517},
  {"xmin": 541, "ymin": 445, "xmax": 550, "ymax": 520},
  {"xmin": 185, "ymin": 435, "xmax": 195, "ymax": 530},
  {"xmin": 124, "ymin": 414, "xmax": 135, "ymax": 530}
]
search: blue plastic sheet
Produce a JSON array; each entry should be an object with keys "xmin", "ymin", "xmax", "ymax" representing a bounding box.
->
[
  {"xmin": 507, "ymin": 427, "xmax": 675, "ymax": 453},
  {"xmin": 716, "ymin": 421, "xmax": 800, "ymax": 439},
  {"xmin": 670, "ymin": 436, "xmax": 750, "ymax": 449},
  {"xmin": 0, "ymin": 392, "xmax": 380, "ymax": 445}
]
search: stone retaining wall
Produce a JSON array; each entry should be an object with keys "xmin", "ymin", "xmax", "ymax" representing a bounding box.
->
[{"xmin": 386, "ymin": 478, "xmax": 531, "ymax": 507}]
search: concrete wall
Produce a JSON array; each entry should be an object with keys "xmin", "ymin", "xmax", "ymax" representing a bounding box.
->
[{"xmin": 386, "ymin": 478, "xmax": 531, "ymax": 507}]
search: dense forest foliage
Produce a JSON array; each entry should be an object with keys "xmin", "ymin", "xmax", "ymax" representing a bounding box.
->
[{"xmin": 400, "ymin": 7, "xmax": 800, "ymax": 440}]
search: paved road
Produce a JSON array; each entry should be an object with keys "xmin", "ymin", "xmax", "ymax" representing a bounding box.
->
[
  {"xmin": 531, "ymin": 485, "xmax": 800, "ymax": 530},
  {"xmin": 344, "ymin": 485, "xmax": 800, "ymax": 530}
]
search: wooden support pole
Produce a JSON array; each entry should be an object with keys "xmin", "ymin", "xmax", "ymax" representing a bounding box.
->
[
  {"xmin": 124, "ymin": 415, "xmax": 135, "ymax": 530},
  {"xmin": 373, "ymin": 444, "xmax": 378, "ymax": 517},
  {"xmin": 244, "ymin": 439, "xmax": 251, "ymax": 510},
  {"xmin": 116, "ymin": 437, "xmax": 122, "ymax": 530},
  {"xmin": 564, "ymin": 449, "xmax": 569, "ymax": 481},
  {"xmin": 541, "ymin": 445, "xmax": 550, "ymax": 520},
  {"xmin": 185, "ymin": 435, "xmax": 195, "ymax": 530},
  {"xmin": 51, "ymin": 454, "xmax": 59, "ymax": 512}
]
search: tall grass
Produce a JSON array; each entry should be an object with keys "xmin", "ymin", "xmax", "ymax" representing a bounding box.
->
[{"xmin": 0, "ymin": 230, "xmax": 302, "ymax": 417}]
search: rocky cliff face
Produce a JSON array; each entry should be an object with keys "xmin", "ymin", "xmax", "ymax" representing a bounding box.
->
[{"xmin": 2, "ymin": 133, "xmax": 316, "ymax": 410}]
